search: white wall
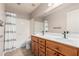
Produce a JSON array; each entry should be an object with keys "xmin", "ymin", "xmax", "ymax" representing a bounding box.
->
[
  {"xmin": 16, "ymin": 16, "xmax": 30, "ymax": 49},
  {"xmin": 0, "ymin": 4, "xmax": 5, "ymax": 56}
]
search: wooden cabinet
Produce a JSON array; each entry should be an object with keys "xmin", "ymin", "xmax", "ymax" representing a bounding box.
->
[
  {"xmin": 46, "ymin": 48, "xmax": 58, "ymax": 56},
  {"xmin": 39, "ymin": 43, "xmax": 46, "ymax": 56},
  {"xmin": 31, "ymin": 36, "xmax": 39, "ymax": 56},
  {"xmin": 39, "ymin": 50, "xmax": 45, "ymax": 56},
  {"xmin": 39, "ymin": 38, "xmax": 46, "ymax": 46},
  {"xmin": 32, "ymin": 36, "xmax": 46, "ymax": 56},
  {"xmin": 32, "ymin": 36, "xmax": 38, "ymax": 42},
  {"xmin": 32, "ymin": 41, "xmax": 35, "ymax": 54},
  {"xmin": 46, "ymin": 40, "xmax": 77, "ymax": 56},
  {"xmin": 39, "ymin": 44, "xmax": 45, "ymax": 53},
  {"xmin": 34, "ymin": 42, "xmax": 39, "ymax": 56},
  {"xmin": 46, "ymin": 40, "xmax": 59, "ymax": 51},
  {"xmin": 58, "ymin": 43, "xmax": 77, "ymax": 56},
  {"xmin": 39, "ymin": 44, "xmax": 45, "ymax": 56},
  {"xmin": 31, "ymin": 35, "xmax": 79, "ymax": 56},
  {"xmin": 32, "ymin": 41, "xmax": 39, "ymax": 55}
]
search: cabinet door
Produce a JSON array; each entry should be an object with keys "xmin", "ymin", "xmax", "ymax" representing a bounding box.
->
[
  {"xmin": 39, "ymin": 49, "xmax": 45, "ymax": 56},
  {"xmin": 46, "ymin": 40, "xmax": 77, "ymax": 56},
  {"xmin": 35, "ymin": 42, "xmax": 39, "ymax": 56},
  {"xmin": 32, "ymin": 41, "xmax": 35, "ymax": 54},
  {"xmin": 58, "ymin": 44, "xmax": 77, "ymax": 56},
  {"xmin": 32, "ymin": 36, "xmax": 39, "ymax": 42},
  {"xmin": 39, "ymin": 44, "xmax": 45, "ymax": 53},
  {"xmin": 39, "ymin": 44, "xmax": 45, "ymax": 56},
  {"xmin": 39, "ymin": 38, "xmax": 46, "ymax": 46},
  {"xmin": 46, "ymin": 48, "xmax": 58, "ymax": 56}
]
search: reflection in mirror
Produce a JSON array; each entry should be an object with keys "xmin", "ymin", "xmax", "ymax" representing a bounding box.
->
[
  {"xmin": 33, "ymin": 18, "xmax": 48, "ymax": 35},
  {"xmin": 34, "ymin": 18, "xmax": 44, "ymax": 35},
  {"xmin": 43, "ymin": 19, "xmax": 48, "ymax": 32},
  {"xmin": 0, "ymin": 20, "xmax": 4, "ymax": 26}
]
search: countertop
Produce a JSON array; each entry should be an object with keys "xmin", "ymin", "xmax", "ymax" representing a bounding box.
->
[{"xmin": 32, "ymin": 33, "xmax": 79, "ymax": 48}]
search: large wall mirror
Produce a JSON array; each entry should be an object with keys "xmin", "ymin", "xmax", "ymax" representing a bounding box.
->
[{"xmin": 67, "ymin": 9, "xmax": 79, "ymax": 33}]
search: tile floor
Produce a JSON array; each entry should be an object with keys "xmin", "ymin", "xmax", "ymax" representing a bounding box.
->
[{"xmin": 4, "ymin": 48, "xmax": 33, "ymax": 56}]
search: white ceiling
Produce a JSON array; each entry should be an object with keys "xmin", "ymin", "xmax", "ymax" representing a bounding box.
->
[
  {"xmin": 5, "ymin": 3, "xmax": 40, "ymax": 15},
  {"xmin": 31, "ymin": 3, "xmax": 63, "ymax": 18}
]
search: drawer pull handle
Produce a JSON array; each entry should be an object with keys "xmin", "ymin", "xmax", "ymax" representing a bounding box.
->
[
  {"xmin": 40, "ymin": 41, "xmax": 43, "ymax": 42},
  {"xmin": 40, "ymin": 47, "xmax": 43, "ymax": 49}
]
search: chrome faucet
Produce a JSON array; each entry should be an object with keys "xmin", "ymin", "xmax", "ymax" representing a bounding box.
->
[
  {"xmin": 63, "ymin": 31, "xmax": 69, "ymax": 39},
  {"xmin": 42, "ymin": 31, "xmax": 44, "ymax": 35}
]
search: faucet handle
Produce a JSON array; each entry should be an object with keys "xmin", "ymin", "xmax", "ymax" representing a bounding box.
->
[
  {"xmin": 62, "ymin": 31, "xmax": 66, "ymax": 34},
  {"xmin": 64, "ymin": 31, "xmax": 66, "ymax": 33},
  {"xmin": 67, "ymin": 31, "xmax": 69, "ymax": 34},
  {"xmin": 63, "ymin": 31, "xmax": 69, "ymax": 34}
]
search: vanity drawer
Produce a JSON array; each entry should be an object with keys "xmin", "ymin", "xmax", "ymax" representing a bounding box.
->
[
  {"xmin": 46, "ymin": 48, "xmax": 58, "ymax": 56},
  {"xmin": 46, "ymin": 40, "xmax": 77, "ymax": 56},
  {"xmin": 35, "ymin": 42, "xmax": 39, "ymax": 56},
  {"xmin": 39, "ymin": 44, "xmax": 45, "ymax": 53},
  {"xmin": 32, "ymin": 41, "xmax": 35, "ymax": 53},
  {"xmin": 39, "ymin": 38, "xmax": 45, "ymax": 46},
  {"xmin": 32, "ymin": 36, "xmax": 39, "ymax": 42},
  {"xmin": 46, "ymin": 40, "xmax": 59, "ymax": 51},
  {"xmin": 58, "ymin": 44, "xmax": 77, "ymax": 56},
  {"xmin": 39, "ymin": 50, "xmax": 45, "ymax": 56}
]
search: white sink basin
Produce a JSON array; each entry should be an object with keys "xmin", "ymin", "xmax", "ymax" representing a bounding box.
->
[{"xmin": 44, "ymin": 35, "xmax": 62, "ymax": 39}]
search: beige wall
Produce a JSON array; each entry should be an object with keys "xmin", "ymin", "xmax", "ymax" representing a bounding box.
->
[{"xmin": 45, "ymin": 3, "xmax": 79, "ymax": 33}]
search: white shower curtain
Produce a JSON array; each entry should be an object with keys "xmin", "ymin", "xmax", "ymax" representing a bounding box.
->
[{"xmin": 4, "ymin": 12, "xmax": 16, "ymax": 51}]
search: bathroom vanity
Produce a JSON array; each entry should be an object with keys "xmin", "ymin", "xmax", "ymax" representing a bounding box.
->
[{"xmin": 31, "ymin": 34, "xmax": 79, "ymax": 56}]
